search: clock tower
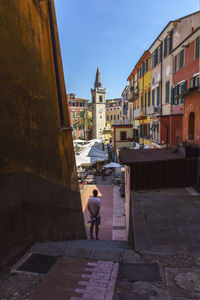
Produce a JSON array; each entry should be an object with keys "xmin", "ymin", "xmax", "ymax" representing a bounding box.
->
[{"xmin": 91, "ymin": 67, "xmax": 106, "ymax": 139}]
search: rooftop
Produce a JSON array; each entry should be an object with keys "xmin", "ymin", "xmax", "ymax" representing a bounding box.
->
[{"xmin": 119, "ymin": 148, "xmax": 184, "ymax": 164}]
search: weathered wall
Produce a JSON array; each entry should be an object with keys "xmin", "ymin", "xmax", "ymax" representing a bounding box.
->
[
  {"xmin": 183, "ymin": 91, "xmax": 200, "ymax": 147},
  {"xmin": 130, "ymin": 158, "xmax": 197, "ymax": 191},
  {"xmin": 0, "ymin": 0, "xmax": 86, "ymax": 266}
]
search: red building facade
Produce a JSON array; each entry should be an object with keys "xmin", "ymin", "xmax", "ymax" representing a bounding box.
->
[
  {"xmin": 67, "ymin": 93, "xmax": 88, "ymax": 139},
  {"xmin": 172, "ymin": 28, "xmax": 200, "ymax": 146}
]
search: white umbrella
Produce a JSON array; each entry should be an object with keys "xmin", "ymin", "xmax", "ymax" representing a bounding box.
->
[
  {"xmin": 75, "ymin": 155, "xmax": 93, "ymax": 167},
  {"xmin": 79, "ymin": 145, "xmax": 108, "ymax": 160},
  {"xmin": 103, "ymin": 162, "xmax": 121, "ymax": 168},
  {"xmin": 73, "ymin": 139, "xmax": 88, "ymax": 144}
]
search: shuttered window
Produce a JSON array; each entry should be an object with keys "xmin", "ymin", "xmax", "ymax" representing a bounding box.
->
[
  {"xmin": 164, "ymin": 38, "xmax": 167, "ymax": 57},
  {"xmin": 152, "ymin": 89, "xmax": 155, "ymax": 106},
  {"xmin": 165, "ymin": 81, "xmax": 170, "ymax": 104},
  {"xmin": 174, "ymin": 55, "xmax": 178, "ymax": 72},
  {"xmin": 195, "ymin": 36, "xmax": 200, "ymax": 59},
  {"xmin": 148, "ymin": 90, "xmax": 150, "ymax": 107},
  {"xmin": 179, "ymin": 49, "xmax": 184, "ymax": 69},
  {"xmin": 157, "ymin": 87, "xmax": 160, "ymax": 105}
]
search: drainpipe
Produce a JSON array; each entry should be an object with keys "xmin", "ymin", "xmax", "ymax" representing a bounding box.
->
[
  {"xmin": 158, "ymin": 39, "xmax": 163, "ymax": 116},
  {"xmin": 158, "ymin": 39, "xmax": 163, "ymax": 146},
  {"xmin": 47, "ymin": 0, "xmax": 65, "ymax": 127}
]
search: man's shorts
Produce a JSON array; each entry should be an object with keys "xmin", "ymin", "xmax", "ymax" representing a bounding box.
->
[{"xmin": 89, "ymin": 216, "xmax": 101, "ymax": 226}]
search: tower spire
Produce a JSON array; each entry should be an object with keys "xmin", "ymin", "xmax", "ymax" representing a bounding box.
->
[{"xmin": 94, "ymin": 66, "xmax": 102, "ymax": 89}]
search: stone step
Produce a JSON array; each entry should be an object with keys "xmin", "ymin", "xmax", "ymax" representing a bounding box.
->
[{"xmin": 57, "ymin": 239, "xmax": 131, "ymax": 250}]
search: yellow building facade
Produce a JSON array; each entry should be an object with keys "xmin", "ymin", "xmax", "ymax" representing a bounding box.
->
[
  {"xmin": 112, "ymin": 125, "xmax": 133, "ymax": 155},
  {"xmin": 106, "ymin": 99, "xmax": 123, "ymax": 125},
  {"xmin": 138, "ymin": 51, "xmax": 151, "ymax": 148}
]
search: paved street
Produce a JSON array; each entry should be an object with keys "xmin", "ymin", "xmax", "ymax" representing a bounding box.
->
[
  {"xmin": 1, "ymin": 185, "xmax": 200, "ymax": 299},
  {"xmin": 82, "ymin": 185, "xmax": 114, "ymax": 240}
]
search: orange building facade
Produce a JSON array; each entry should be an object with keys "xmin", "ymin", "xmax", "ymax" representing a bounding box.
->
[{"xmin": 67, "ymin": 93, "xmax": 88, "ymax": 139}]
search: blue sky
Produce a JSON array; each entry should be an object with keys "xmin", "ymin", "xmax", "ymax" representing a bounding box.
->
[{"xmin": 54, "ymin": 0, "xmax": 199, "ymax": 100}]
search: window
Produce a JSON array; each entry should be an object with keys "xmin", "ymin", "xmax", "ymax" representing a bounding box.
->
[
  {"xmin": 179, "ymin": 49, "xmax": 184, "ymax": 69},
  {"xmin": 157, "ymin": 87, "xmax": 160, "ymax": 105},
  {"xmin": 140, "ymin": 66, "xmax": 142, "ymax": 77},
  {"xmin": 148, "ymin": 90, "xmax": 150, "ymax": 107},
  {"xmin": 117, "ymin": 114, "xmax": 119, "ymax": 119},
  {"xmin": 99, "ymin": 96, "xmax": 103, "ymax": 102},
  {"xmin": 195, "ymin": 36, "xmax": 200, "ymax": 59},
  {"xmin": 72, "ymin": 102, "xmax": 75, "ymax": 107},
  {"xmin": 145, "ymin": 92, "xmax": 147, "ymax": 111},
  {"xmin": 79, "ymin": 102, "xmax": 83, "ymax": 107},
  {"xmin": 107, "ymin": 115, "xmax": 109, "ymax": 121},
  {"xmin": 152, "ymin": 89, "xmax": 155, "ymax": 106},
  {"xmin": 72, "ymin": 111, "xmax": 76, "ymax": 118},
  {"xmin": 154, "ymin": 48, "xmax": 158, "ymax": 67},
  {"xmin": 145, "ymin": 59, "xmax": 148, "ymax": 72},
  {"xmin": 111, "ymin": 115, "xmax": 113, "ymax": 120},
  {"xmin": 164, "ymin": 38, "xmax": 167, "ymax": 57},
  {"xmin": 165, "ymin": 81, "xmax": 170, "ymax": 104},
  {"xmin": 120, "ymin": 131, "xmax": 127, "ymax": 141},
  {"xmin": 141, "ymin": 94, "xmax": 143, "ymax": 111},
  {"xmin": 174, "ymin": 55, "xmax": 178, "ymax": 72},
  {"xmin": 114, "ymin": 115, "xmax": 116, "ymax": 120}
]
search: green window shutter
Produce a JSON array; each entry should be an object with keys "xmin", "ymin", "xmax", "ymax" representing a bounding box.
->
[
  {"xmin": 152, "ymin": 90, "xmax": 155, "ymax": 106},
  {"xmin": 141, "ymin": 95, "xmax": 143, "ymax": 111},
  {"xmin": 164, "ymin": 38, "xmax": 167, "ymax": 57},
  {"xmin": 174, "ymin": 55, "xmax": 177, "ymax": 72},
  {"xmin": 195, "ymin": 36, "xmax": 200, "ymax": 59},
  {"xmin": 148, "ymin": 90, "xmax": 150, "ymax": 107},
  {"xmin": 166, "ymin": 81, "xmax": 170, "ymax": 103},
  {"xmin": 171, "ymin": 87, "xmax": 174, "ymax": 104},
  {"xmin": 157, "ymin": 86, "xmax": 160, "ymax": 105},
  {"xmin": 179, "ymin": 49, "xmax": 184, "ymax": 68}
]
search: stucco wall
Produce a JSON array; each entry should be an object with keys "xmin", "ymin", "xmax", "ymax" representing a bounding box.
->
[{"xmin": 0, "ymin": 0, "xmax": 86, "ymax": 266}]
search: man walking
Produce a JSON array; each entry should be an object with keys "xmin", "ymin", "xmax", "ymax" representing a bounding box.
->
[{"xmin": 87, "ymin": 189, "xmax": 101, "ymax": 240}]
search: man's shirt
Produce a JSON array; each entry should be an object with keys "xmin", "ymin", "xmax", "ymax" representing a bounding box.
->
[{"xmin": 87, "ymin": 196, "xmax": 101, "ymax": 217}]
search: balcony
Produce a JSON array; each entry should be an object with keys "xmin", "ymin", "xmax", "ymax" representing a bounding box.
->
[
  {"xmin": 127, "ymin": 89, "xmax": 133, "ymax": 101},
  {"xmin": 146, "ymin": 105, "xmax": 154, "ymax": 115},
  {"xmin": 113, "ymin": 119, "xmax": 132, "ymax": 125},
  {"xmin": 133, "ymin": 108, "xmax": 140, "ymax": 119},
  {"xmin": 153, "ymin": 105, "xmax": 161, "ymax": 115}
]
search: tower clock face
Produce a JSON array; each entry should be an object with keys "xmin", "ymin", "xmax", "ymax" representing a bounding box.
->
[{"xmin": 99, "ymin": 109, "xmax": 103, "ymax": 114}]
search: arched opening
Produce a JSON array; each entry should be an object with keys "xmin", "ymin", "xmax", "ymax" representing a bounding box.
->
[
  {"xmin": 99, "ymin": 96, "xmax": 103, "ymax": 102},
  {"xmin": 188, "ymin": 112, "xmax": 195, "ymax": 140}
]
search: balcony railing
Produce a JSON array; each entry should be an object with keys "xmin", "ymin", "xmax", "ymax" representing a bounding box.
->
[
  {"xmin": 133, "ymin": 108, "xmax": 140, "ymax": 119},
  {"xmin": 146, "ymin": 105, "xmax": 154, "ymax": 115},
  {"xmin": 113, "ymin": 119, "xmax": 132, "ymax": 125},
  {"xmin": 153, "ymin": 105, "xmax": 161, "ymax": 115}
]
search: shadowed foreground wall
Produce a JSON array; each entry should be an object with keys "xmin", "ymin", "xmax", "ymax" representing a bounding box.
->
[{"xmin": 0, "ymin": 0, "xmax": 86, "ymax": 266}]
